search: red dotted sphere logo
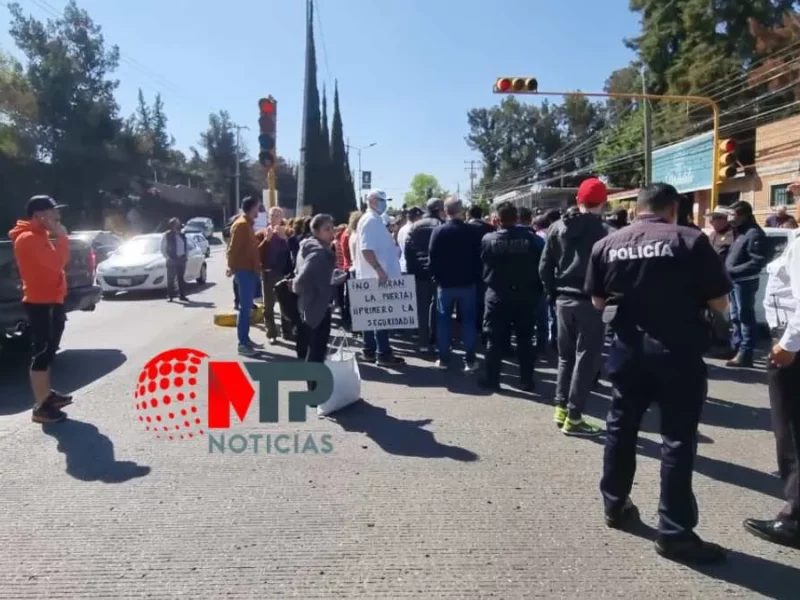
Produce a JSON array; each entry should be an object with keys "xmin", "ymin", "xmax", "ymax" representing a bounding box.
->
[{"xmin": 133, "ymin": 348, "xmax": 209, "ymax": 441}]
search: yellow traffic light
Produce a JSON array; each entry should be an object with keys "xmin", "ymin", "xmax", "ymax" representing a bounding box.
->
[
  {"xmin": 494, "ymin": 77, "xmax": 538, "ymax": 94},
  {"xmin": 717, "ymin": 139, "xmax": 737, "ymax": 180}
]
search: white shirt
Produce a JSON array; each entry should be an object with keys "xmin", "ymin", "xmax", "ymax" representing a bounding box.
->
[
  {"xmin": 396, "ymin": 221, "xmax": 413, "ymax": 273},
  {"xmin": 763, "ymin": 232, "xmax": 800, "ymax": 352},
  {"xmin": 355, "ymin": 209, "xmax": 402, "ymax": 280},
  {"xmin": 348, "ymin": 231, "xmax": 358, "ymax": 273},
  {"xmin": 535, "ymin": 229, "xmax": 547, "ymax": 240}
]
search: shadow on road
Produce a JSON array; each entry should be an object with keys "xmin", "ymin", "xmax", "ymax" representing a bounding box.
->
[
  {"xmin": 612, "ymin": 519, "xmax": 800, "ymax": 600},
  {"xmin": 0, "ymin": 349, "xmax": 127, "ymax": 416},
  {"xmin": 706, "ymin": 362, "xmax": 767, "ymax": 385},
  {"xmin": 42, "ymin": 419, "xmax": 151, "ymax": 483},
  {"xmin": 104, "ymin": 281, "xmax": 217, "ymax": 302},
  {"xmin": 331, "ymin": 400, "xmax": 479, "ymax": 462}
]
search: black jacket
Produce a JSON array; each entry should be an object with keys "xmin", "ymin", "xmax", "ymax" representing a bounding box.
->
[
  {"xmin": 539, "ymin": 209, "xmax": 611, "ymax": 300},
  {"xmin": 481, "ymin": 226, "xmax": 544, "ymax": 298},
  {"xmin": 725, "ymin": 219, "xmax": 767, "ymax": 282},
  {"xmin": 163, "ymin": 231, "xmax": 188, "ymax": 261},
  {"xmin": 429, "ymin": 219, "xmax": 482, "ymax": 288},
  {"xmin": 404, "ymin": 214, "xmax": 443, "ymax": 279},
  {"xmin": 468, "ymin": 218, "xmax": 494, "ymax": 242}
]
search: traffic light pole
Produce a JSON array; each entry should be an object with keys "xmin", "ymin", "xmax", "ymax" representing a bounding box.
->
[
  {"xmin": 268, "ymin": 167, "xmax": 277, "ymax": 208},
  {"xmin": 496, "ymin": 88, "xmax": 721, "ymax": 207}
]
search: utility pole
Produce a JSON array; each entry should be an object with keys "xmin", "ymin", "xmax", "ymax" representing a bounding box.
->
[
  {"xmin": 642, "ymin": 67, "xmax": 653, "ymax": 186},
  {"xmin": 464, "ymin": 160, "xmax": 480, "ymax": 200},
  {"xmin": 232, "ymin": 124, "xmax": 249, "ymax": 211}
]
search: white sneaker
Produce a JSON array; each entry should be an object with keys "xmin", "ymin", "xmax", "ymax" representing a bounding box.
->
[
  {"xmin": 464, "ymin": 361, "xmax": 479, "ymax": 373},
  {"xmin": 435, "ymin": 360, "xmax": 448, "ymax": 370}
]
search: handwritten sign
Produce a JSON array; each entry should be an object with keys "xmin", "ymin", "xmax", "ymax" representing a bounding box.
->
[{"xmin": 347, "ymin": 275, "xmax": 418, "ymax": 332}]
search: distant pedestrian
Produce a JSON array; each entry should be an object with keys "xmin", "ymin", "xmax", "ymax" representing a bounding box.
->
[
  {"xmin": 226, "ymin": 196, "xmax": 263, "ymax": 357},
  {"xmin": 255, "ymin": 206, "xmax": 293, "ymax": 342},
  {"xmin": 160, "ymin": 217, "xmax": 189, "ymax": 303},
  {"xmin": 9, "ymin": 195, "xmax": 74, "ymax": 423},
  {"xmin": 398, "ymin": 206, "xmax": 422, "ymax": 274},
  {"xmin": 468, "ymin": 205, "xmax": 494, "ymax": 343}
]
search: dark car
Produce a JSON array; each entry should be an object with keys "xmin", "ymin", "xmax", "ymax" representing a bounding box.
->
[
  {"xmin": 183, "ymin": 217, "xmax": 215, "ymax": 239},
  {"xmin": 0, "ymin": 235, "xmax": 102, "ymax": 354},
  {"xmin": 71, "ymin": 230, "xmax": 125, "ymax": 263}
]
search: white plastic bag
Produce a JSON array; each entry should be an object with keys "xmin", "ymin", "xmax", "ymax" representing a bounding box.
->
[{"xmin": 317, "ymin": 334, "xmax": 361, "ymax": 416}]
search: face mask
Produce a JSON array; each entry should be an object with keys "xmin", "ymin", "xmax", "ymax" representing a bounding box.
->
[{"xmin": 375, "ymin": 199, "xmax": 387, "ymax": 214}]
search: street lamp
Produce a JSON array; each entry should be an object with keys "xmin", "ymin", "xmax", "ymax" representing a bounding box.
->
[{"xmin": 345, "ymin": 141, "xmax": 377, "ymax": 199}]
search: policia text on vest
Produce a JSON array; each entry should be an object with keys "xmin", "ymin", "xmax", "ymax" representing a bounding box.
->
[{"xmin": 347, "ymin": 275, "xmax": 419, "ymax": 331}]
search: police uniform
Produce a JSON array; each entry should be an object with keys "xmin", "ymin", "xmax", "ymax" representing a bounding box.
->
[
  {"xmin": 586, "ymin": 216, "xmax": 732, "ymax": 543},
  {"xmin": 480, "ymin": 225, "xmax": 544, "ymax": 388}
]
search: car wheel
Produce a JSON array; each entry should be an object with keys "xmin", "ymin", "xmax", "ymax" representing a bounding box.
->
[{"xmin": 197, "ymin": 263, "xmax": 207, "ymax": 284}]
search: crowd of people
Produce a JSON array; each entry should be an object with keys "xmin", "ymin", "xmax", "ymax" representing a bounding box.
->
[{"xmin": 221, "ymin": 178, "xmax": 800, "ymax": 564}]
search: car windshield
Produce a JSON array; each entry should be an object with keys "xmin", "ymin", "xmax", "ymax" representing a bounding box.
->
[
  {"xmin": 117, "ymin": 237, "xmax": 161, "ymax": 256},
  {"xmin": 186, "ymin": 219, "xmax": 206, "ymax": 227}
]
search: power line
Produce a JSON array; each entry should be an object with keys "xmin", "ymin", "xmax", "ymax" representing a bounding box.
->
[{"xmin": 314, "ymin": 0, "xmax": 333, "ymax": 90}]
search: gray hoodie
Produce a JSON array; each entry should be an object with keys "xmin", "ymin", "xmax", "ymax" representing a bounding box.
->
[
  {"xmin": 293, "ymin": 237, "xmax": 336, "ymax": 328},
  {"xmin": 539, "ymin": 208, "xmax": 611, "ymax": 300}
]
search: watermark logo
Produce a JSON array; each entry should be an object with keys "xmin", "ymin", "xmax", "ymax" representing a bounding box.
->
[{"xmin": 133, "ymin": 348, "xmax": 335, "ymax": 453}]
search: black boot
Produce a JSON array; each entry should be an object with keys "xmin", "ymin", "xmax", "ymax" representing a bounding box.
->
[
  {"xmin": 743, "ymin": 518, "xmax": 800, "ymax": 549},
  {"xmin": 654, "ymin": 533, "xmax": 727, "ymax": 565}
]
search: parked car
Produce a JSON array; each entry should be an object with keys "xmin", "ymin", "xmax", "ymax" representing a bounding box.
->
[
  {"xmin": 71, "ymin": 230, "xmax": 124, "ymax": 263},
  {"xmin": 96, "ymin": 233, "xmax": 207, "ymax": 297},
  {"xmin": 756, "ymin": 227, "xmax": 798, "ymax": 327},
  {"xmin": 0, "ymin": 235, "xmax": 101, "ymax": 353},
  {"xmin": 183, "ymin": 217, "xmax": 214, "ymax": 239},
  {"xmin": 186, "ymin": 231, "xmax": 210, "ymax": 258}
]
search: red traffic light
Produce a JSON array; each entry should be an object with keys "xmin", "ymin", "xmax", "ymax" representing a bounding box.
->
[
  {"xmin": 259, "ymin": 97, "xmax": 276, "ymax": 115},
  {"xmin": 496, "ymin": 78, "xmax": 512, "ymax": 92},
  {"xmin": 719, "ymin": 139, "xmax": 736, "ymax": 153}
]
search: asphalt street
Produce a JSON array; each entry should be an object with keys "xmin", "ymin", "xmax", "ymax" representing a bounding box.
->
[{"xmin": 0, "ymin": 239, "xmax": 798, "ymax": 599}]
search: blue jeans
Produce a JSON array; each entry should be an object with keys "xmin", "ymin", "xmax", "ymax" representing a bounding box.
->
[
  {"xmin": 234, "ymin": 271, "xmax": 259, "ymax": 346},
  {"xmin": 729, "ymin": 279, "xmax": 758, "ymax": 354},
  {"xmin": 363, "ymin": 330, "xmax": 391, "ymax": 356},
  {"xmin": 437, "ymin": 285, "xmax": 477, "ymax": 362}
]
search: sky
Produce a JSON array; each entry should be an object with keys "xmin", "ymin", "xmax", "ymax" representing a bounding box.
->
[{"xmin": 1, "ymin": 0, "xmax": 641, "ymax": 207}]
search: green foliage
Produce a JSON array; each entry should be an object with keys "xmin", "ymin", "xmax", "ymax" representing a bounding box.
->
[{"xmin": 404, "ymin": 173, "xmax": 449, "ymax": 207}]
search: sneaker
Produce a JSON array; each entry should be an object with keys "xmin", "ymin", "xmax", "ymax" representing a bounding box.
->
[
  {"xmin": 359, "ymin": 352, "xmax": 377, "ymax": 363},
  {"xmin": 435, "ymin": 359, "xmax": 449, "ymax": 370},
  {"xmin": 464, "ymin": 361, "xmax": 479, "ymax": 373},
  {"xmin": 654, "ymin": 533, "xmax": 727, "ymax": 565},
  {"xmin": 246, "ymin": 339, "xmax": 264, "ymax": 349},
  {"xmin": 32, "ymin": 403, "xmax": 67, "ymax": 424},
  {"xmin": 238, "ymin": 345, "xmax": 258, "ymax": 357},
  {"xmin": 561, "ymin": 417, "xmax": 603, "ymax": 437},
  {"xmin": 605, "ymin": 498, "xmax": 640, "ymax": 529},
  {"xmin": 46, "ymin": 391, "xmax": 73, "ymax": 409},
  {"xmin": 377, "ymin": 355, "xmax": 406, "ymax": 367},
  {"xmin": 553, "ymin": 406, "xmax": 568, "ymax": 428}
]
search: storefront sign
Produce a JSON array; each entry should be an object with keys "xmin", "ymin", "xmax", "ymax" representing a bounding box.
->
[{"xmin": 652, "ymin": 131, "xmax": 713, "ymax": 194}]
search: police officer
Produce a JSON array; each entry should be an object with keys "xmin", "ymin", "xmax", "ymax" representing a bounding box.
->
[
  {"xmin": 479, "ymin": 201, "xmax": 543, "ymax": 392},
  {"xmin": 586, "ymin": 183, "xmax": 731, "ymax": 565}
]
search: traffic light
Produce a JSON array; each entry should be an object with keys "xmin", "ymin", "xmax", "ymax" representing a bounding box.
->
[
  {"xmin": 717, "ymin": 138, "xmax": 738, "ymax": 180},
  {"xmin": 494, "ymin": 77, "xmax": 538, "ymax": 94},
  {"xmin": 258, "ymin": 96, "xmax": 277, "ymax": 170}
]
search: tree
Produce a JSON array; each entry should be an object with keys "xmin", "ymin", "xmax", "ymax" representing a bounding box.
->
[
  {"xmin": 198, "ymin": 110, "xmax": 242, "ymax": 214},
  {"xmin": 404, "ymin": 173, "xmax": 449, "ymax": 207},
  {"xmin": 329, "ymin": 81, "xmax": 353, "ymax": 223},
  {"xmin": 749, "ymin": 12, "xmax": 800, "ymax": 102},
  {"xmin": 0, "ymin": 49, "xmax": 37, "ymax": 157},
  {"xmin": 296, "ymin": 0, "xmax": 323, "ymax": 214}
]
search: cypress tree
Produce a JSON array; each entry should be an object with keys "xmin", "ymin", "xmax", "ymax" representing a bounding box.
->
[
  {"xmin": 296, "ymin": 0, "xmax": 322, "ymax": 215},
  {"xmin": 318, "ymin": 86, "xmax": 332, "ymax": 216},
  {"xmin": 344, "ymin": 146, "xmax": 357, "ymax": 216},
  {"xmin": 330, "ymin": 80, "xmax": 348, "ymax": 223}
]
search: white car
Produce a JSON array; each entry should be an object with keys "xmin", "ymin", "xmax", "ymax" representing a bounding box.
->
[
  {"xmin": 96, "ymin": 234, "xmax": 208, "ymax": 297},
  {"xmin": 186, "ymin": 231, "xmax": 210, "ymax": 258},
  {"xmin": 756, "ymin": 228, "xmax": 798, "ymax": 326}
]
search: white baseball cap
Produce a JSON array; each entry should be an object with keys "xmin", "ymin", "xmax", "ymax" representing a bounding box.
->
[{"xmin": 367, "ymin": 189, "xmax": 388, "ymax": 202}]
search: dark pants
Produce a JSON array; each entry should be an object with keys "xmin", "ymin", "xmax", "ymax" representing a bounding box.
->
[
  {"xmin": 262, "ymin": 269, "xmax": 292, "ymax": 338},
  {"xmin": 476, "ymin": 282, "xmax": 487, "ymax": 343},
  {"xmin": 363, "ymin": 329, "xmax": 392, "ymax": 357},
  {"xmin": 601, "ymin": 343, "xmax": 706, "ymax": 538},
  {"xmin": 414, "ymin": 277, "xmax": 437, "ymax": 347},
  {"xmin": 335, "ymin": 274, "xmax": 352, "ymax": 331},
  {"xmin": 296, "ymin": 310, "xmax": 332, "ymax": 363},
  {"xmin": 729, "ymin": 279, "xmax": 758, "ymax": 355},
  {"xmin": 166, "ymin": 258, "xmax": 187, "ymax": 299},
  {"xmin": 24, "ymin": 303, "xmax": 66, "ymax": 372},
  {"xmin": 483, "ymin": 293, "xmax": 536, "ymax": 385},
  {"xmin": 767, "ymin": 352, "xmax": 800, "ymax": 520},
  {"xmin": 555, "ymin": 298, "xmax": 605, "ymax": 419},
  {"xmin": 535, "ymin": 295, "xmax": 549, "ymax": 349}
]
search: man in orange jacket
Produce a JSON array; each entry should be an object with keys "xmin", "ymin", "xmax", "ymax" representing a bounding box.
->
[{"xmin": 8, "ymin": 195, "xmax": 74, "ymax": 423}]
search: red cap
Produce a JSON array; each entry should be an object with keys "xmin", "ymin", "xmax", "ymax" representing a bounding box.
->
[{"xmin": 576, "ymin": 178, "xmax": 607, "ymax": 207}]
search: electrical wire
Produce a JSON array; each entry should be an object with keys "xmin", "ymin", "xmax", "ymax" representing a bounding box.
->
[{"xmin": 314, "ymin": 0, "xmax": 333, "ymax": 91}]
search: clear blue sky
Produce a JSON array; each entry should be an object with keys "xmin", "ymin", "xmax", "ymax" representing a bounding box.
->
[{"xmin": 1, "ymin": 0, "xmax": 640, "ymax": 206}]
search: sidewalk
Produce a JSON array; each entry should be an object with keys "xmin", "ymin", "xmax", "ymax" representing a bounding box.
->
[{"xmin": 0, "ymin": 257, "xmax": 798, "ymax": 598}]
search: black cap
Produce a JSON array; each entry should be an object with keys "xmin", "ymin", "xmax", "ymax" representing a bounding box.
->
[
  {"xmin": 730, "ymin": 200, "xmax": 753, "ymax": 216},
  {"xmin": 26, "ymin": 195, "xmax": 67, "ymax": 218},
  {"xmin": 407, "ymin": 206, "xmax": 423, "ymax": 217}
]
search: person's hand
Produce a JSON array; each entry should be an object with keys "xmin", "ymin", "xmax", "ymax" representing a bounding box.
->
[
  {"xmin": 225, "ymin": 268, "xmax": 232, "ymax": 278},
  {"xmin": 769, "ymin": 343, "xmax": 796, "ymax": 368},
  {"xmin": 788, "ymin": 182, "xmax": 800, "ymax": 196},
  {"xmin": 264, "ymin": 225, "xmax": 274, "ymax": 241},
  {"xmin": 49, "ymin": 220, "xmax": 68, "ymax": 237},
  {"xmin": 376, "ymin": 267, "xmax": 388, "ymax": 285}
]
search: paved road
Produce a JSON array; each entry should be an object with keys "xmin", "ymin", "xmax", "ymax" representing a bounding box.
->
[{"xmin": 0, "ymin": 244, "xmax": 798, "ymax": 599}]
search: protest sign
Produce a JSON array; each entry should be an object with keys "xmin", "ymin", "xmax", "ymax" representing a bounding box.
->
[{"xmin": 347, "ymin": 275, "xmax": 418, "ymax": 332}]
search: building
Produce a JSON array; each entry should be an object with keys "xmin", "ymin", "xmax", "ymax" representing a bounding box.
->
[
  {"xmin": 493, "ymin": 184, "xmax": 627, "ymax": 212},
  {"xmin": 608, "ymin": 113, "xmax": 800, "ymax": 227}
]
